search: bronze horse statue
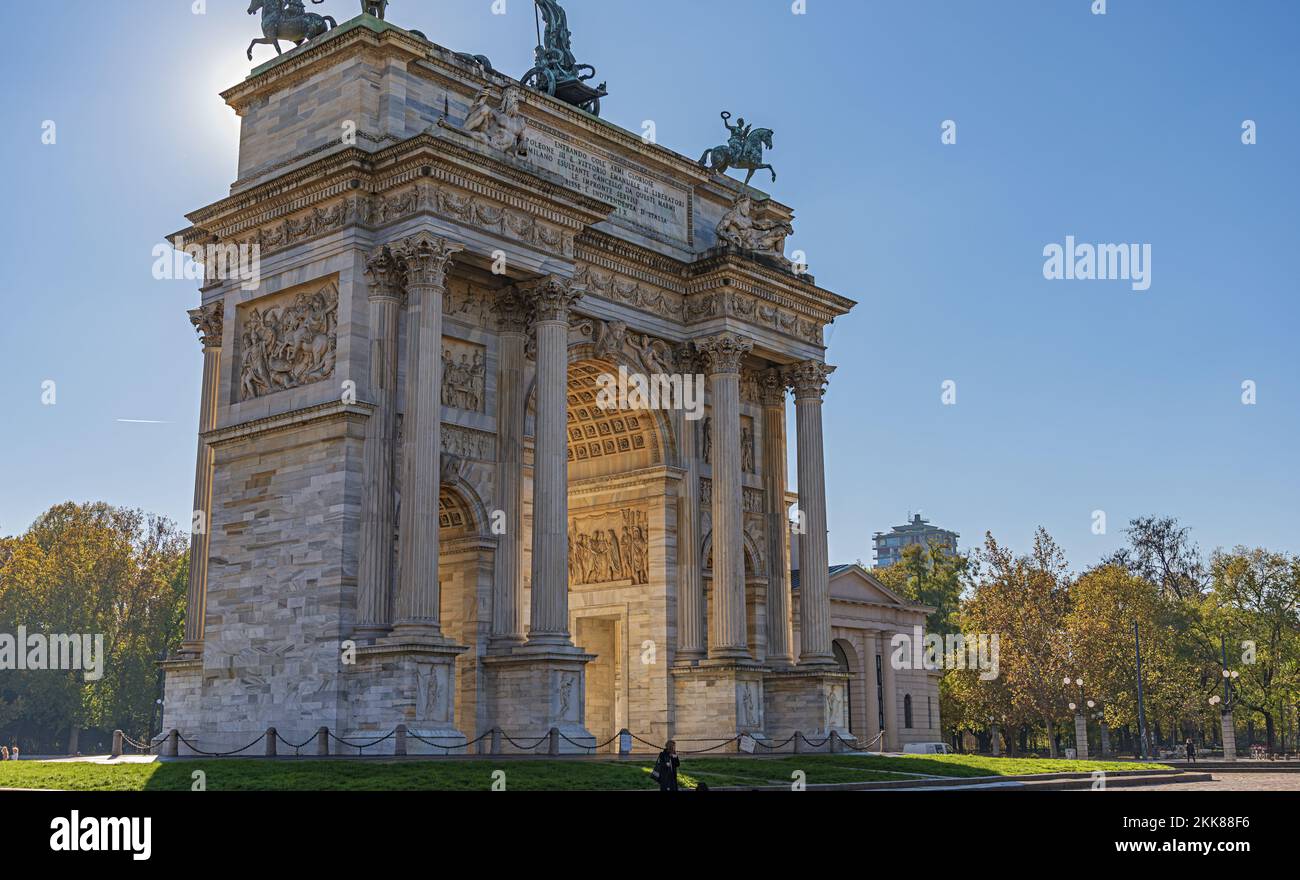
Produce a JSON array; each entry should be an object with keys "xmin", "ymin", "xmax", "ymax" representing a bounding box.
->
[
  {"xmin": 247, "ymin": 0, "xmax": 337, "ymax": 61},
  {"xmin": 699, "ymin": 112, "xmax": 777, "ymax": 187}
]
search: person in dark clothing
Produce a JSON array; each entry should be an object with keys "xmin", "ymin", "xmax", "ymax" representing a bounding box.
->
[
  {"xmin": 655, "ymin": 740, "xmax": 680, "ymax": 791},
  {"xmin": 1185, "ymin": 738, "xmax": 1196, "ymax": 763}
]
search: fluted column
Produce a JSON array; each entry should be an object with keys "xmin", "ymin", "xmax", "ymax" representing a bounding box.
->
[
  {"xmin": 392, "ymin": 233, "xmax": 463, "ymax": 639},
  {"xmin": 523, "ymin": 276, "xmax": 582, "ymax": 647},
  {"xmin": 788, "ymin": 360, "xmax": 836, "ymax": 666},
  {"xmin": 355, "ymin": 246, "xmax": 403, "ymax": 641},
  {"xmin": 697, "ymin": 331, "xmax": 753, "ymax": 660},
  {"xmin": 490, "ymin": 286, "xmax": 531, "ymax": 650},
  {"xmin": 181, "ymin": 301, "xmax": 223, "ymax": 655},
  {"xmin": 760, "ymin": 369, "xmax": 794, "ymax": 667},
  {"xmin": 674, "ymin": 344, "xmax": 706, "ymax": 662}
]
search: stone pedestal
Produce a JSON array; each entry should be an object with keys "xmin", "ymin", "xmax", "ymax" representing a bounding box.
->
[
  {"xmin": 1099, "ymin": 722, "xmax": 1111, "ymax": 757},
  {"xmin": 1221, "ymin": 710, "xmax": 1237, "ymax": 761},
  {"xmin": 990, "ymin": 723, "xmax": 1001, "ymax": 756},
  {"xmin": 346, "ymin": 641, "xmax": 468, "ymax": 755},
  {"xmin": 483, "ymin": 649, "xmax": 596, "ymax": 753},
  {"xmin": 764, "ymin": 668, "xmax": 855, "ymax": 752},
  {"xmin": 1073, "ymin": 713, "xmax": 1089, "ymax": 759},
  {"xmin": 671, "ymin": 663, "xmax": 766, "ymax": 751}
]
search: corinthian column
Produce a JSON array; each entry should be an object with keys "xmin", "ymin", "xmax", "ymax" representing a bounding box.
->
[
  {"xmin": 788, "ymin": 360, "xmax": 836, "ymax": 666},
  {"xmin": 696, "ymin": 331, "xmax": 753, "ymax": 660},
  {"xmin": 392, "ymin": 233, "xmax": 463, "ymax": 640},
  {"xmin": 181, "ymin": 301, "xmax": 223, "ymax": 656},
  {"xmin": 355, "ymin": 245, "xmax": 403, "ymax": 642},
  {"xmin": 490, "ymin": 285, "xmax": 531, "ymax": 650},
  {"xmin": 674, "ymin": 344, "xmax": 706, "ymax": 662},
  {"xmin": 760, "ymin": 368, "xmax": 794, "ymax": 667},
  {"xmin": 522, "ymin": 276, "xmax": 582, "ymax": 648}
]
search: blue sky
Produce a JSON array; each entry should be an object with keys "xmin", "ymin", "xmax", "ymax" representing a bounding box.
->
[{"xmin": 1, "ymin": 0, "xmax": 1296, "ymax": 571}]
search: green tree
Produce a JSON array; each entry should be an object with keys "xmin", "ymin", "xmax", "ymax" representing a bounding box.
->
[{"xmin": 0, "ymin": 503, "xmax": 187, "ymax": 753}]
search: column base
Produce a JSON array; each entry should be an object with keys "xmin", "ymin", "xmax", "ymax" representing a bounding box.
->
[
  {"xmin": 483, "ymin": 646, "xmax": 595, "ymax": 753},
  {"xmin": 345, "ymin": 639, "xmax": 469, "ymax": 755},
  {"xmin": 763, "ymin": 668, "xmax": 855, "ymax": 752}
]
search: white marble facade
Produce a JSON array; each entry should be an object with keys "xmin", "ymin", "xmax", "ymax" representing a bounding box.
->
[{"xmin": 161, "ymin": 16, "xmax": 880, "ymax": 755}]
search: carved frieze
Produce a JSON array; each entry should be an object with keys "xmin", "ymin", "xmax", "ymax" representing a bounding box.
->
[
  {"xmin": 685, "ymin": 290, "xmax": 823, "ymax": 346},
  {"xmin": 568, "ymin": 508, "xmax": 650, "ymax": 587},
  {"xmin": 573, "ymin": 264, "xmax": 684, "ymax": 322},
  {"xmin": 441, "ymin": 424, "xmax": 495, "ymax": 462},
  {"xmin": 237, "ymin": 282, "xmax": 339, "ymax": 401}
]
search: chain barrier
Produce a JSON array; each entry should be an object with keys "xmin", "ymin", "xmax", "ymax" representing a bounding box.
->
[
  {"xmin": 152, "ymin": 727, "xmax": 869, "ymax": 758},
  {"xmin": 176, "ymin": 732, "xmax": 267, "ymax": 758}
]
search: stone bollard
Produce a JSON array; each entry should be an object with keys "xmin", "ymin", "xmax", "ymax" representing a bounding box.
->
[
  {"xmin": 830, "ymin": 731, "xmax": 841, "ymax": 754},
  {"xmin": 1073, "ymin": 714, "xmax": 1089, "ymax": 759},
  {"xmin": 490, "ymin": 726, "xmax": 502, "ymax": 755},
  {"xmin": 395, "ymin": 724, "xmax": 407, "ymax": 757},
  {"xmin": 316, "ymin": 726, "xmax": 329, "ymax": 757},
  {"xmin": 1100, "ymin": 723, "xmax": 1111, "ymax": 758},
  {"xmin": 990, "ymin": 724, "xmax": 1001, "ymax": 757},
  {"xmin": 265, "ymin": 727, "xmax": 278, "ymax": 757},
  {"xmin": 548, "ymin": 727, "xmax": 560, "ymax": 756},
  {"xmin": 163, "ymin": 729, "xmax": 179, "ymax": 758},
  {"xmin": 111, "ymin": 730, "xmax": 124, "ymax": 759},
  {"xmin": 618, "ymin": 729, "xmax": 632, "ymax": 756},
  {"xmin": 793, "ymin": 731, "xmax": 803, "ymax": 754}
]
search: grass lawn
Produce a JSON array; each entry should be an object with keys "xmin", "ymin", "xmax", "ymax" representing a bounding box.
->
[{"xmin": 0, "ymin": 753, "xmax": 1171, "ymax": 792}]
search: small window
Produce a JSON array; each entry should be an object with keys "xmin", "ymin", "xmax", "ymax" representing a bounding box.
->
[{"xmin": 904, "ymin": 694, "xmax": 913, "ymax": 729}]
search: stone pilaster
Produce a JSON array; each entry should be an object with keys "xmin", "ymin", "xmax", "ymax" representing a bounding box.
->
[
  {"xmin": 760, "ymin": 368, "xmax": 794, "ymax": 667},
  {"xmin": 696, "ymin": 331, "xmax": 753, "ymax": 660},
  {"xmin": 355, "ymin": 245, "xmax": 403, "ymax": 642},
  {"xmin": 391, "ymin": 233, "xmax": 463, "ymax": 640},
  {"xmin": 181, "ymin": 301, "xmax": 223, "ymax": 655},
  {"xmin": 522, "ymin": 275, "xmax": 583, "ymax": 648},
  {"xmin": 489, "ymin": 285, "xmax": 530, "ymax": 650},
  {"xmin": 880, "ymin": 629, "xmax": 899, "ymax": 750},
  {"xmin": 787, "ymin": 360, "xmax": 836, "ymax": 667},
  {"xmin": 863, "ymin": 631, "xmax": 883, "ymax": 748},
  {"xmin": 674, "ymin": 343, "xmax": 706, "ymax": 663}
]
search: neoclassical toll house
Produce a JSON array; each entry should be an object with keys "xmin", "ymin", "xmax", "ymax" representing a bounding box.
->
[{"xmin": 160, "ymin": 11, "xmax": 937, "ymax": 755}]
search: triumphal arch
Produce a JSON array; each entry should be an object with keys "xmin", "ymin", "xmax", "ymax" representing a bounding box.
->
[{"xmin": 162, "ymin": 4, "xmax": 856, "ymax": 754}]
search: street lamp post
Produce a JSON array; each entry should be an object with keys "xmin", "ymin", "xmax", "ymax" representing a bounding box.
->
[
  {"xmin": 1134, "ymin": 621, "xmax": 1149, "ymax": 760},
  {"xmin": 1064, "ymin": 675, "xmax": 1090, "ymax": 759},
  {"xmin": 1211, "ymin": 635, "xmax": 1241, "ymax": 762}
]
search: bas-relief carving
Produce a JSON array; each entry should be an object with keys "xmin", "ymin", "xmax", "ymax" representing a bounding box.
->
[
  {"xmin": 826, "ymin": 682, "xmax": 847, "ymax": 731},
  {"xmin": 238, "ymin": 282, "xmax": 339, "ymax": 401},
  {"xmin": 568, "ymin": 508, "xmax": 649, "ymax": 587},
  {"xmin": 739, "ymin": 681, "xmax": 762, "ymax": 728},
  {"xmin": 415, "ymin": 662, "xmax": 449, "ymax": 723},
  {"xmin": 444, "ymin": 279, "xmax": 491, "ymax": 327},
  {"xmin": 442, "ymin": 424, "xmax": 495, "ymax": 461},
  {"xmin": 699, "ymin": 415, "xmax": 756, "ymax": 474},
  {"xmin": 441, "ymin": 338, "xmax": 486, "ymax": 412},
  {"xmin": 558, "ymin": 672, "xmax": 579, "ymax": 721}
]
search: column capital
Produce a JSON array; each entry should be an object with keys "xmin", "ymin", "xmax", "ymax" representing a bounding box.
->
[
  {"xmin": 694, "ymin": 331, "xmax": 753, "ymax": 376},
  {"xmin": 786, "ymin": 360, "xmax": 836, "ymax": 400},
  {"xmin": 393, "ymin": 232, "xmax": 463, "ymax": 289},
  {"xmin": 364, "ymin": 244, "xmax": 404, "ymax": 301},
  {"xmin": 493, "ymin": 285, "xmax": 533, "ymax": 334},
  {"xmin": 187, "ymin": 302, "xmax": 223, "ymax": 349},
  {"xmin": 520, "ymin": 275, "xmax": 583, "ymax": 323},
  {"xmin": 759, "ymin": 367, "xmax": 788, "ymax": 407}
]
